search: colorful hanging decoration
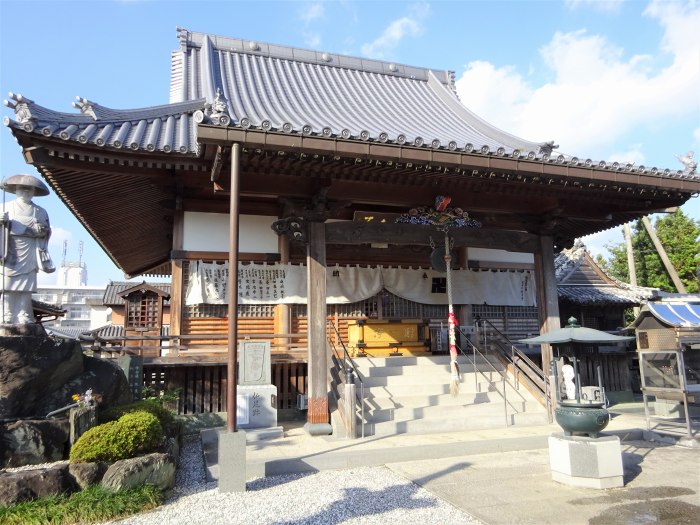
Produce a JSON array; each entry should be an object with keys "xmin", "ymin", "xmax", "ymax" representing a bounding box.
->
[{"xmin": 396, "ymin": 196, "xmax": 480, "ymax": 396}]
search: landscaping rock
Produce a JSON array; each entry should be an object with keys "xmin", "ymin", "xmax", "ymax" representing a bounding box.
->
[
  {"xmin": 68, "ymin": 461, "xmax": 108, "ymax": 489},
  {"xmin": 101, "ymin": 452, "xmax": 175, "ymax": 492},
  {"xmin": 0, "ymin": 419, "xmax": 69, "ymax": 468},
  {"xmin": 163, "ymin": 435, "xmax": 180, "ymax": 467},
  {"xmin": 0, "ymin": 336, "xmax": 83, "ymax": 419},
  {"xmin": 0, "ymin": 463, "xmax": 77, "ymax": 505},
  {"xmin": 34, "ymin": 355, "xmax": 132, "ymax": 417}
]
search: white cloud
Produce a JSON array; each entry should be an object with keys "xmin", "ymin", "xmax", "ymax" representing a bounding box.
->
[
  {"xmin": 47, "ymin": 226, "xmax": 72, "ymax": 252},
  {"xmin": 361, "ymin": 4, "xmax": 430, "ymax": 59},
  {"xmin": 454, "ymin": 0, "xmax": 700, "ymax": 163},
  {"xmin": 581, "ymin": 226, "xmax": 625, "ymax": 259},
  {"xmin": 303, "ymin": 31, "xmax": 322, "ymax": 48},
  {"xmin": 605, "ymin": 144, "xmax": 646, "ymax": 165},
  {"xmin": 565, "ymin": 0, "xmax": 625, "ymax": 12},
  {"xmin": 300, "ymin": 2, "xmax": 325, "ymax": 23}
]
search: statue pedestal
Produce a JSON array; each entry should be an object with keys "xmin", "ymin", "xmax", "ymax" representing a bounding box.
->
[
  {"xmin": 0, "ymin": 323, "xmax": 47, "ymax": 337},
  {"xmin": 548, "ymin": 433, "xmax": 624, "ymax": 489},
  {"xmin": 237, "ymin": 384, "xmax": 277, "ymax": 428}
]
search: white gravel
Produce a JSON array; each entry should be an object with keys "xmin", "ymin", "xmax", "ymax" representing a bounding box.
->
[{"xmin": 100, "ymin": 434, "xmax": 482, "ymax": 525}]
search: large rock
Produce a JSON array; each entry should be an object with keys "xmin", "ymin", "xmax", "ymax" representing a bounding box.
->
[
  {"xmin": 34, "ymin": 356, "xmax": 133, "ymax": 417},
  {"xmin": 0, "ymin": 419, "xmax": 70, "ymax": 468},
  {"xmin": 0, "ymin": 335, "xmax": 83, "ymax": 418},
  {"xmin": 101, "ymin": 453, "xmax": 175, "ymax": 492},
  {"xmin": 69, "ymin": 461, "xmax": 108, "ymax": 489},
  {"xmin": 0, "ymin": 463, "xmax": 77, "ymax": 505}
]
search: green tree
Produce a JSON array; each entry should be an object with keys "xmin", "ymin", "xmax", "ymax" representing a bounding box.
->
[{"xmin": 599, "ymin": 210, "xmax": 700, "ymax": 293}]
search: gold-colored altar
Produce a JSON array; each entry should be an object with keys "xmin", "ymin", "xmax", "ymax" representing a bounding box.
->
[{"xmin": 347, "ymin": 319, "xmax": 431, "ymax": 357}]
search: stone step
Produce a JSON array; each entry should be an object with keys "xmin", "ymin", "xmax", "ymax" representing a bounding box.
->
[
  {"xmin": 359, "ymin": 369, "xmax": 505, "ymax": 387},
  {"xmin": 362, "ymin": 377, "xmax": 530, "ymax": 398},
  {"xmin": 361, "ymin": 391, "xmax": 518, "ymax": 411},
  {"xmin": 352, "ymin": 354, "xmax": 480, "ymax": 369},
  {"xmin": 364, "ymin": 409, "xmax": 549, "ymax": 437},
  {"xmin": 363, "ymin": 398, "xmax": 539, "ymax": 423},
  {"xmin": 356, "ymin": 361, "xmax": 502, "ymax": 379}
]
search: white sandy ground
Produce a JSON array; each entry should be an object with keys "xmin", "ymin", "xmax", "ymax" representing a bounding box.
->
[{"xmin": 98, "ymin": 435, "xmax": 482, "ymax": 525}]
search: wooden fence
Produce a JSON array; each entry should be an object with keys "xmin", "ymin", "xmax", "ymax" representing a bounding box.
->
[{"xmin": 143, "ymin": 361, "xmax": 308, "ymax": 414}]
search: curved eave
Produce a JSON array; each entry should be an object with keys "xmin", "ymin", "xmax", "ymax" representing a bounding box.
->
[
  {"xmin": 558, "ymin": 286, "xmax": 656, "ymax": 305},
  {"xmin": 198, "ymin": 124, "xmax": 700, "ymax": 195},
  {"xmin": 7, "ymin": 129, "xmax": 210, "ymax": 277},
  {"xmin": 4, "ymin": 96, "xmax": 206, "ymax": 154}
]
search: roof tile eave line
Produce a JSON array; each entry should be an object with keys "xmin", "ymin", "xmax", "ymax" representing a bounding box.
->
[{"xmin": 425, "ymin": 71, "xmax": 543, "ymax": 153}]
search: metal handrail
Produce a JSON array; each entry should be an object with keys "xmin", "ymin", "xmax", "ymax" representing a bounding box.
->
[
  {"xmin": 455, "ymin": 327, "xmax": 524, "ymax": 426},
  {"xmin": 327, "ymin": 320, "xmax": 365, "ymax": 438},
  {"xmin": 475, "ymin": 319, "xmax": 547, "ymax": 400}
]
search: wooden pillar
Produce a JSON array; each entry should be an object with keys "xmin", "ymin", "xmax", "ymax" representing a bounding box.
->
[
  {"xmin": 226, "ymin": 143, "xmax": 241, "ymax": 433},
  {"xmin": 275, "ymin": 234, "xmax": 291, "ymax": 348},
  {"xmin": 304, "ymin": 221, "xmax": 332, "ymax": 435},
  {"xmin": 169, "ymin": 199, "xmax": 184, "ymax": 338},
  {"xmin": 534, "ymin": 235, "xmax": 560, "ymax": 421},
  {"xmin": 534, "ymin": 235, "xmax": 560, "ymax": 365}
]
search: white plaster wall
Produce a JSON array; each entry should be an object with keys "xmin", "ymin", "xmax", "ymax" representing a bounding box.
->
[
  {"xmin": 183, "ymin": 212, "xmax": 279, "ymax": 253},
  {"xmin": 467, "ymin": 248, "xmax": 534, "ymax": 264}
]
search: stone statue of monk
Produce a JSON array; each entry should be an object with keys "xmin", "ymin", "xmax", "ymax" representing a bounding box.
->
[{"xmin": 1, "ymin": 174, "xmax": 54, "ymax": 324}]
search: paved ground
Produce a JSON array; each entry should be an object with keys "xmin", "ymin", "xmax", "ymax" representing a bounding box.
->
[
  {"xmin": 389, "ymin": 438, "xmax": 699, "ymax": 524},
  {"xmin": 202, "ymin": 404, "xmax": 700, "ymax": 524}
]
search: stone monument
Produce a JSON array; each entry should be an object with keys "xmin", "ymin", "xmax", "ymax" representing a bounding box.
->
[{"xmin": 237, "ymin": 340, "xmax": 282, "ymax": 438}]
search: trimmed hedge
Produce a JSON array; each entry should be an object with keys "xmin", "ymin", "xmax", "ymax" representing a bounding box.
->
[
  {"xmin": 99, "ymin": 399, "xmax": 173, "ymax": 426},
  {"xmin": 70, "ymin": 411, "xmax": 164, "ymax": 463}
]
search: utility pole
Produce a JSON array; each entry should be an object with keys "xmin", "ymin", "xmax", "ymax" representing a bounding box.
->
[
  {"xmin": 641, "ymin": 216, "xmax": 687, "ymax": 293},
  {"xmin": 623, "ymin": 223, "xmax": 640, "ymax": 317}
]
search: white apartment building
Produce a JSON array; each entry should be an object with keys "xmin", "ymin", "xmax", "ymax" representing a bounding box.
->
[{"xmin": 34, "ymin": 261, "xmax": 109, "ymax": 330}]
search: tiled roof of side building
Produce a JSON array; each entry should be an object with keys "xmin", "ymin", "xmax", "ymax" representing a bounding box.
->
[
  {"xmin": 103, "ymin": 281, "xmax": 172, "ymax": 306},
  {"xmin": 555, "ymin": 240, "xmax": 658, "ymax": 305}
]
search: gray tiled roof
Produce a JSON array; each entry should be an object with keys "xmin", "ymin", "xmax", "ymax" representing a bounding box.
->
[
  {"xmin": 4, "ymin": 28, "xmax": 697, "ymax": 179},
  {"xmin": 3, "ymin": 93, "xmax": 205, "ymax": 154},
  {"xmin": 555, "ymin": 241, "xmax": 658, "ymax": 305},
  {"xmin": 171, "ymin": 29, "xmax": 547, "ymax": 156},
  {"xmin": 103, "ymin": 281, "xmax": 171, "ymax": 306}
]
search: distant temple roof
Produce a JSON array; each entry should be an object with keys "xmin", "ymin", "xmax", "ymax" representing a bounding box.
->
[
  {"xmin": 103, "ymin": 281, "xmax": 171, "ymax": 306},
  {"xmin": 555, "ymin": 241, "xmax": 658, "ymax": 305}
]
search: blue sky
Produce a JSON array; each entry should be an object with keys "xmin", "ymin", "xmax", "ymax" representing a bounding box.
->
[{"xmin": 1, "ymin": 0, "xmax": 699, "ymax": 285}]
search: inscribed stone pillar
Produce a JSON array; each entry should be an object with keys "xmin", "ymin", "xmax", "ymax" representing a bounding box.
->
[{"xmin": 304, "ymin": 221, "xmax": 332, "ymax": 435}]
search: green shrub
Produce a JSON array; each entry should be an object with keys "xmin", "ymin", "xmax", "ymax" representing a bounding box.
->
[
  {"xmin": 70, "ymin": 411, "xmax": 164, "ymax": 463},
  {"xmin": 99, "ymin": 399, "xmax": 173, "ymax": 426}
]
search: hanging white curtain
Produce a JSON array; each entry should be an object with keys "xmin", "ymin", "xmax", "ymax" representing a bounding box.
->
[
  {"xmin": 380, "ymin": 267, "xmax": 535, "ymax": 306},
  {"xmin": 185, "ymin": 261, "xmax": 536, "ymax": 307}
]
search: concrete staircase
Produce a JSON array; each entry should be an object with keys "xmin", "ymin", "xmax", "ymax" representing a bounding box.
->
[{"xmin": 355, "ymin": 354, "xmax": 548, "ymax": 437}]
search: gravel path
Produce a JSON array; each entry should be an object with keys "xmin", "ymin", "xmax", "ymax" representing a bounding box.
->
[{"xmin": 100, "ymin": 435, "xmax": 482, "ymax": 525}]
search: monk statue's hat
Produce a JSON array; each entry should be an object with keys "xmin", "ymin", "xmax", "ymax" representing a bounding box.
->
[{"xmin": 1, "ymin": 174, "xmax": 50, "ymax": 196}]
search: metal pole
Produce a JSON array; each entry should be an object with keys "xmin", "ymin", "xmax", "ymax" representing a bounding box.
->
[
  {"xmin": 227, "ymin": 143, "xmax": 241, "ymax": 433},
  {"xmin": 445, "ymin": 230, "xmax": 459, "ymax": 396},
  {"xmin": 677, "ymin": 350, "xmax": 693, "ymax": 439},
  {"xmin": 1, "ymin": 178, "xmax": 6, "ymax": 324},
  {"xmin": 573, "ymin": 356, "xmax": 581, "ymax": 404}
]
